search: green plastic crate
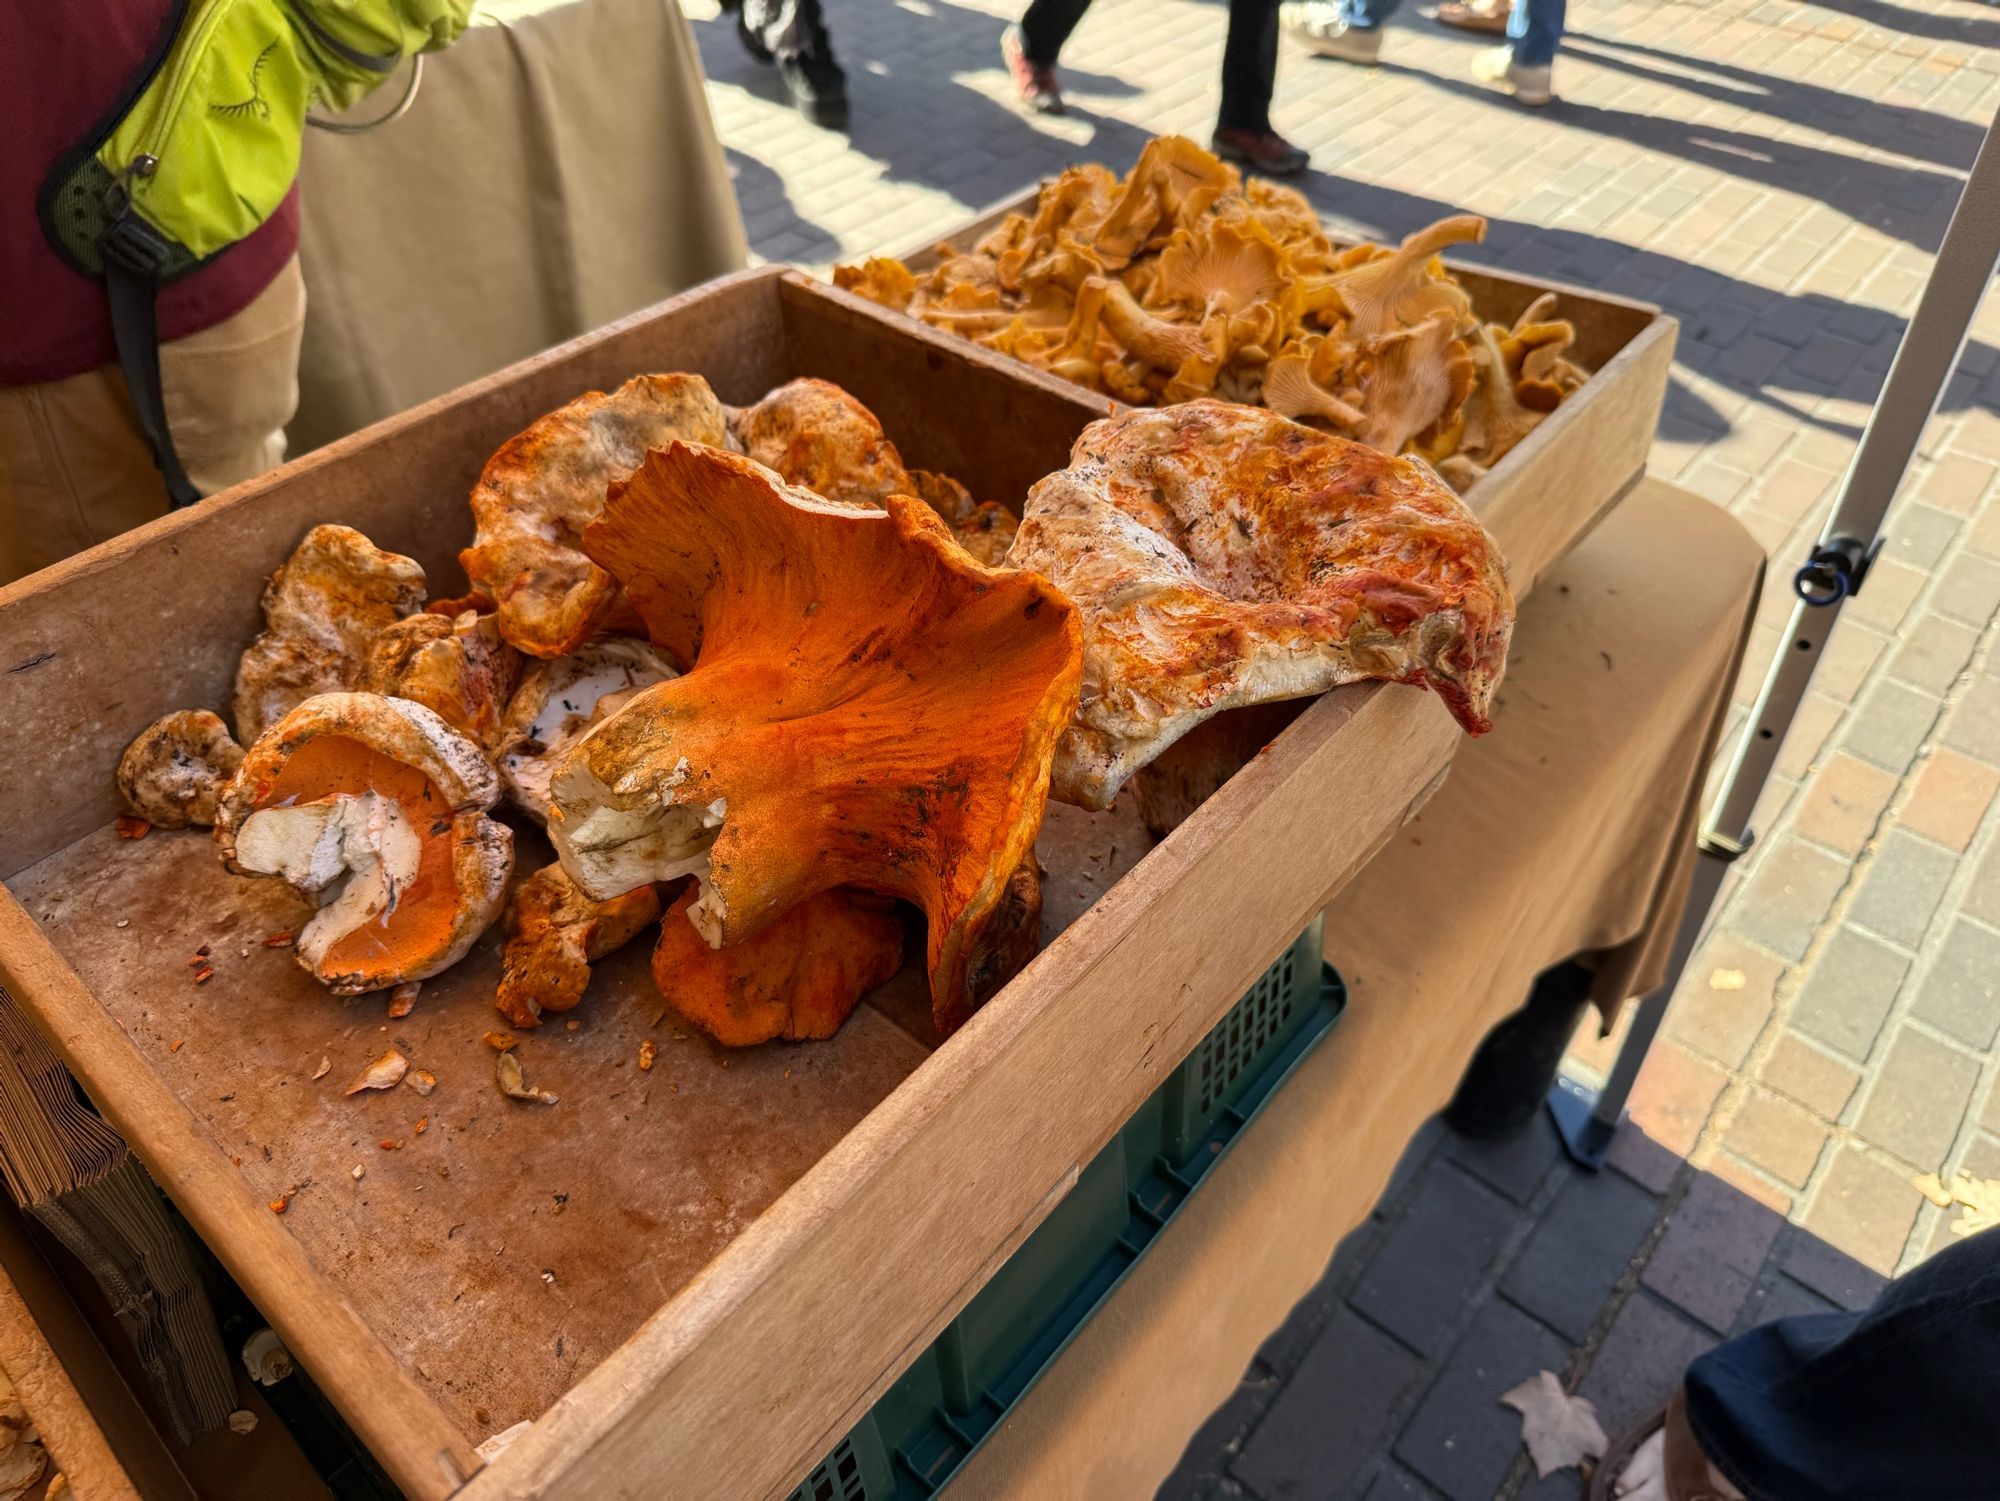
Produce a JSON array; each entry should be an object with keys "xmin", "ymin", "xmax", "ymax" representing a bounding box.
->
[{"xmin": 785, "ymin": 921, "xmax": 1345, "ymax": 1501}]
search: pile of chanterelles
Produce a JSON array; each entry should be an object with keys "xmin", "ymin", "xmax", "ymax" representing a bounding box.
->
[
  {"xmin": 834, "ymin": 135, "xmax": 1589, "ymax": 493},
  {"xmin": 117, "ymin": 376, "xmax": 1074, "ymax": 1047}
]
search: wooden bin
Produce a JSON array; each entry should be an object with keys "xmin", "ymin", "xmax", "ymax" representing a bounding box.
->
[
  {"xmin": 895, "ymin": 189, "xmax": 1679, "ymax": 597},
  {"xmin": 0, "ymin": 268, "xmax": 1628, "ymax": 1500}
]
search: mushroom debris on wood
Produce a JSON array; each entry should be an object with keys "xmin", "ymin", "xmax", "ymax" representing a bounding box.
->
[
  {"xmin": 232, "ymin": 524, "xmax": 428, "ymax": 743},
  {"xmin": 1005, "ymin": 400, "xmax": 1515, "ymax": 810},
  {"xmin": 214, "ymin": 692, "xmax": 514, "ymax": 994},
  {"xmin": 548, "ymin": 441, "xmax": 1082, "ymax": 1035}
]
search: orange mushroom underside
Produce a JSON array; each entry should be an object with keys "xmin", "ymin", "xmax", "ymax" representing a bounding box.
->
[
  {"xmin": 555, "ymin": 442, "xmax": 1082, "ymax": 1033},
  {"xmin": 652, "ymin": 885, "xmax": 904, "ymax": 1046},
  {"xmin": 251, "ymin": 735, "xmax": 462, "ymax": 985}
]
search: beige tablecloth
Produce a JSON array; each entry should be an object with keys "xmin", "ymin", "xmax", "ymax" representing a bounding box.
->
[
  {"xmin": 291, "ymin": 0, "xmax": 748, "ymax": 451},
  {"xmin": 954, "ymin": 477, "xmax": 1764, "ymax": 1498}
]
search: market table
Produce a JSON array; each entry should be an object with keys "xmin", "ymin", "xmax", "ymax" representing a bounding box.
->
[
  {"xmin": 290, "ymin": 0, "xmax": 749, "ymax": 451},
  {"xmin": 949, "ymin": 476, "xmax": 1762, "ymax": 1499}
]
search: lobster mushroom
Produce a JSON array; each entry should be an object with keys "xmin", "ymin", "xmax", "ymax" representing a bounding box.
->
[
  {"xmin": 548, "ymin": 442, "xmax": 1081, "ymax": 1034},
  {"xmin": 215, "ymin": 693, "xmax": 514, "ymax": 995}
]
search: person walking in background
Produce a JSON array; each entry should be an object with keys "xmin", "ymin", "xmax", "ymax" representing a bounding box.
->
[
  {"xmin": 1002, "ymin": 0, "xmax": 1309, "ymax": 175},
  {"xmin": 1278, "ymin": 0, "xmax": 1564, "ymax": 105},
  {"xmin": 721, "ymin": 0, "xmax": 850, "ymax": 128}
]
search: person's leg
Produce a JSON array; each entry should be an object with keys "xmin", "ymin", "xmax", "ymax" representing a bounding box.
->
[
  {"xmin": 1219, "ymin": 0, "xmax": 1278, "ymax": 133},
  {"xmin": 1506, "ymin": 0, "xmax": 1564, "ymax": 67},
  {"xmin": 1281, "ymin": 0, "xmax": 1393, "ymax": 66},
  {"xmin": 1603, "ymin": 1227, "xmax": 2000, "ymax": 1501},
  {"xmin": 1019, "ymin": 0, "xmax": 1095, "ymax": 64},
  {"xmin": 158, "ymin": 255, "xmax": 305, "ymax": 498},
  {"xmin": 1686, "ymin": 1227, "xmax": 2000, "ymax": 1500}
]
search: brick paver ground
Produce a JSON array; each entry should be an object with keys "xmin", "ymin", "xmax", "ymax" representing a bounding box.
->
[{"xmin": 692, "ymin": 0, "xmax": 2000, "ymax": 1492}]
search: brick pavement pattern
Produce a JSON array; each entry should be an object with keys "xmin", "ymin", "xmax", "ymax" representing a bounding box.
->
[{"xmin": 690, "ymin": 0, "xmax": 2000, "ymax": 1491}]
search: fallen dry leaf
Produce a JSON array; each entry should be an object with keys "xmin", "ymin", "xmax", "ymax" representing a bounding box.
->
[
  {"xmin": 1944, "ymin": 1172, "xmax": 2000, "ymax": 1237},
  {"xmin": 310, "ymin": 1056, "xmax": 331, "ymax": 1081},
  {"xmin": 638, "ymin": 1039, "xmax": 658, "ymax": 1072},
  {"xmin": 1708, "ymin": 968, "xmax": 1746, "ymax": 991},
  {"xmin": 496, "ymin": 1050, "xmax": 559, "ymax": 1106},
  {"xmin": 1501, "ymin": 1370, "xmax": 1607, "ymax": 1479},
  {"xmin": 1914, "ymin": 1172, "xmax": 1954, "ymax": 1208},
  {"xmin": 345, "ymin": 1050, "xmax": 409, "ymax": 1095},
  {"xmin": 406, "ymin": 1068, "xmax": 437, "ymax": 1097},
  {"xmin": 387, "ymin": 981, "xmax": 422, "ymax": 1019}
]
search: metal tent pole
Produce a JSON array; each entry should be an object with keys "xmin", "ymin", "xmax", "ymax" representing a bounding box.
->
[{"xmin": 1550, "ymin": 107, "xmax": 2000, "ymax": 1169}]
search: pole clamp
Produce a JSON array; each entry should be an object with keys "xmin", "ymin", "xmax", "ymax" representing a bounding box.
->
[
  {"xmin": 1793, "ymin": 534, "xmax": 1883, "ymax": 606},
  {"xmin": 1698, "ymin": 827, "xmax": 1755, "ymax": 862}
]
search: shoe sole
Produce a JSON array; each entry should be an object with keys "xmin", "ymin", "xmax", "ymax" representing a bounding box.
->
[
  {"xmin": 1290, "ymin": 34, "xmax": 1382, "ymax": 61},
  {"xmin": 1001, "ymin": 29, "xmax": 1066, "ymax": 115}
]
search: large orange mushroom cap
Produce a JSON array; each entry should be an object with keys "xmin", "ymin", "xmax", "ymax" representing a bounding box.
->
[
  {"xmin": 1007, "ymin": 401, "xmax": 1515, "ymax": 809},
  {"xmin": 652, "ymin": 884, "xmax": 904, "ymax": 1047},
  {"xmin": 548, "ymin": 443, "xmax": 1083, "ymax": 1033}
]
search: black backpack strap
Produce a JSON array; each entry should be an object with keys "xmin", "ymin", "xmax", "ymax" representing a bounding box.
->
[{"xmin": 102, "ymin": 217, "xmax": 201, "ymax": 510}]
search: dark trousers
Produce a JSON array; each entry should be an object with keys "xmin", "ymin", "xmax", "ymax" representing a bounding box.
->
[
  {"xmin": 1686, "ymin": 1226, "xmax": 2000, "ymax": 1501},
  {"xmin": 1019, "ymin": 0, "xmax": 1279, "ymax": 133}
]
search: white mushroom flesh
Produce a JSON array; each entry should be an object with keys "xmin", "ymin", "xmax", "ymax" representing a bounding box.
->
[{"xmin": 234, "ymin": 793, "xmax": 424, "ymax": 973}]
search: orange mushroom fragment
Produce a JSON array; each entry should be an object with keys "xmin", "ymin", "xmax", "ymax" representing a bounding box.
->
[
  {"xmin": 651, "ymin": 884, "xmax": 903, "ymax": 1046},
  {"xmin": 116, "ymin": 710, "xmax": 245, "ymax": 829},
  {"xmin": 363, "ymin": 610, "xmax": 523, "ymax": 752},
  {"xmin": 734, "ymin": 378, "xmax": 914, "ymax": 510},
  {"xmin": 1006, "ymin": 401, "xmax": 1515, "ymax": 808},
  {"xmin": 495, "ymin": 864, "xmax": 663, "ymax": 1029},
  {"xmin": 461, "ymin": 373, "xmax": 731, "ymax": 659},
  {"xmin": 549, "ymin": 442, "xmax": 1082, "ymax": 1033},
  {"xmin": 214, "ymin": 693, "xmax": 514, "ymax": 995},
  {"xmin": 233, "ymin": 525, "xmax": 428, "ymax": 743}
]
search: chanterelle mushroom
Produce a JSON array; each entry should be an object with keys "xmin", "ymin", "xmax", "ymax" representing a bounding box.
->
[
  {"xmin": 548, "ymin": 441, "xmax": 1082, "ymax": 1033},
  {"xmin": 116, "ymin": 710, "xmax": 245, "ymax": 828},
  {"xmin": 652, "ymin": 884, "xmax": 903, "ymax": 1046},
  {"xmin": 233, "ymin": 525, "xmax": 428, "ymax": 743},
  {"xmin": 494, "ymin": 637, "xmax": 680, "ymax": 824},
  {"xmin": 363, "ymin": 610, "xmax": 523, "ymax": 752},
  {"xmin": 1005, "ymin": 401, "xmax": 1515, "ymax": 810},
  {"xmin": 461, "ymin": 373, "xmax": 731, "ymax": 659},
  {"xmin": 495, "ymin": 864, "xmax": 661, "ymax": 1028},
  {"xmin": 215, "ymin": 693, "xmax": 514, "ymax": 995}
]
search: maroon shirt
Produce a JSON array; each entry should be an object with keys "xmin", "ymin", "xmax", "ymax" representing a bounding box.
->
[{"xmin": 0, "ymin": 1, "xmax": 300, "ymax": 386}]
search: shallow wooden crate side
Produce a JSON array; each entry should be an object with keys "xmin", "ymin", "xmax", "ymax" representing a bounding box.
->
[
  {"xmin": 0, "ymin": 894, "xmax": 484, "ymax": 1501},
  {"xmin": 463, "ymin": 682, "xmax": 1465, "ymax": 1501}
]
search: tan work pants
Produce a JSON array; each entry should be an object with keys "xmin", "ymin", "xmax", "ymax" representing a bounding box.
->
[{"xmin": 0, "ymin": 256, "xmax": 306, "ymax": 585}]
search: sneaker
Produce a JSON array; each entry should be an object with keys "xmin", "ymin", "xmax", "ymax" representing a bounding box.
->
[
  {"xmin": 1433, "ymin": 0, "xmax": 1510, "ymax": 33},
  {"xmin": 735, "ymin": 11, "xmax": 775, "ymax": 63},
  {"xmin": 1212, "ymin": 128, "xmax": 1311, "ymax": 177},
  {"xmin": 1470, "ymin": 44, "xmax": 1552, "ymax": 104},
  {"xmin": 1002, "ymin": 25, "xmax": 1064, "ymax": 114},
  {"xmin": 780, "ymin": 48, "xmax": 850, "ymax": 128},
  {"xmin": 1279, "ymin": 2, "xmax": 1383, "ymax": 61}
]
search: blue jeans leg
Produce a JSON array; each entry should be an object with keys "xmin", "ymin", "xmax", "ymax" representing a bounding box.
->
[
  {"xmin": 1506, "ymin": 0, "xmax": 1563, "ymax": 65},
  {"xmin": 1340, "ymin": 0, "xmax": 1400, "ymax": 29}
]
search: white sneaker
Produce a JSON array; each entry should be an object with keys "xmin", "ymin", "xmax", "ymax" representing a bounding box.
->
[
  {"xmin": 1280, "ymin": 3, "xmax": 1384, "ymax": 61},
  {"xmin": 1470, "ymin": 44, "xmax": 1553, "ymax": 104}
]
